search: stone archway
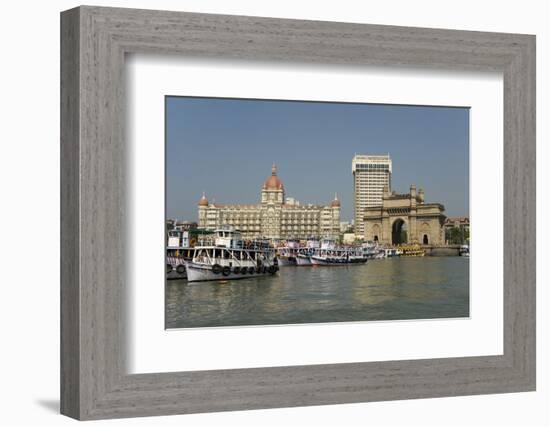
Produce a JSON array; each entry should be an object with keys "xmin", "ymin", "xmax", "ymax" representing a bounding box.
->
[
  {"xmin": 420, "ymin": 222, "xmax": 430, "ymax": 245},
  {"xmin": 372, "ymin": 224, "xmax": 381, "ymax": 243},
  {"xmin": 363, "ymin": 186, "xmax": 446, "ymax": 245},
  {"xmin": 391, "ymin": 219, "xmax": 408, "ymax": 245}
]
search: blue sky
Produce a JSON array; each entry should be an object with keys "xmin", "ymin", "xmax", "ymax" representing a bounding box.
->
[{"xmin": 166, "ymin": 97, "xmax": 469, "ymax": 222}]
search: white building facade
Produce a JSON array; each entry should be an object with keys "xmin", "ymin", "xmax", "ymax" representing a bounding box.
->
[
  {"xmin": 198, "ymin": 164, "xmax": 341, "ymax": 240},
  {"xmin": 352, "ymin": 154, "xmax": 392, "ymax": 237}
]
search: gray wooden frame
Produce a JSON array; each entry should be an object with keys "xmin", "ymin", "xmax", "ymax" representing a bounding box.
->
[{"xmin": 61, "ymin": 5, "xmax": 536, "ymax": 420}]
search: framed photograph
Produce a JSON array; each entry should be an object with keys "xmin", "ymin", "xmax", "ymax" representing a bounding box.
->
[
  {"xmin": 61, "ymin": 6, "xmax": 535, "ymax": 420},
  {"xmin": 164, "ymin": 97, "xmax": 471, "ymax": 330}
]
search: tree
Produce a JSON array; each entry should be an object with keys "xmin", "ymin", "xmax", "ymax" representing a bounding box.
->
[{"xmin": 448, "ymin": 227, "xmax": 464, "ymax": 244}]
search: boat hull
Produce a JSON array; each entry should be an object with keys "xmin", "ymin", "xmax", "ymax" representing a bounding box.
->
[
  {"xmin": 277, "ymin": 256, "xmax": 297, "ymax": 266},
  {"xmin": 166, "ymin": 256, "xmax": 188, "ymax": 280},
  {"xmin": 310, "ymin": 256, "xmax": 368, "ymax": 266},
  {"xmin": 185, "ymin": 262, "xmax": 277, "ymax": 282},
  {"xmin": 167, "ymin": 269, "xmax": 187, "ymax": 280},
  {"xmin": 295, "ymin": 255, "xmax": 312, "ymax": 266}
]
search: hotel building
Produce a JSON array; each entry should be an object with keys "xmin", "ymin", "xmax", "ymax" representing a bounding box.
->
[
  {"xmin": 352, "ymin": 154, "xmax": 392, "ymax": 237},
  {"xmin": 198, "ymin": 164, "xmax": 341, "ymax": 240}
]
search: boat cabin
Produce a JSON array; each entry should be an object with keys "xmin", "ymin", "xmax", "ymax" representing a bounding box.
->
[
  {"xmin": 306, "ymin": 238, "xmax": 320, "ymax": 248},
  {"xmin": 214, "ymin": 226, "xmax": 244, "ymax": 249},
  {"xmin": 320, "ymin": 238, "xmax": 337, "ymax": 250},
  {"xmin": 167, "ymin": 230, "xmax": 189, "ymax": 248}
]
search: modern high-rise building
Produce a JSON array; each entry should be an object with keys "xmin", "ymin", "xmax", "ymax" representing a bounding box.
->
[{"xmin": 352, "ymin": 154, "xmax": 392, "ymax": 237}]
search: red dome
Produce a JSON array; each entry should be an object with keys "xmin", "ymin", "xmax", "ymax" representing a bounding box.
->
[
  {"xmin": 263, "ymin": 163, "xmax": 284, "ymax": 190},
  {"xmin": 331, "ymin": 193, "xmax": 341, "ymax": 207},
  {"xmin": 198, "ymin": 192, "xmax": 209, "ymax": 206}
]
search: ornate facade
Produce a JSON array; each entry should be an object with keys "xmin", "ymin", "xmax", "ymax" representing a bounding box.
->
[
  {"xmin": 363, "ymin": 185, "xmax": 446, "ymax": 245},
  {"xmin": 198, "ymin": 164, "xmax": 341, "ymax": 240}
]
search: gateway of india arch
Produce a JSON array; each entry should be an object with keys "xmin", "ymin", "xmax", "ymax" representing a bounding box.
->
[{"xmin": 363, "ymin": 184, "xmax": 446, "ymax": 246}]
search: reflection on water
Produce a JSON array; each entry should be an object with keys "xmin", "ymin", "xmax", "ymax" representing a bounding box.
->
[{"xmin": 165, "ymin": 257, "xmax": 469, "ymax": 329}]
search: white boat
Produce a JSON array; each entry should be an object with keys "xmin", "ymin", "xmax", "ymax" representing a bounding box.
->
[
  {"xmin": 361, "ymin": 241, "xmax": 381, "ymax": 259},
  {"xmin": 276, "ymin": 239, "xmax": 301, "ymax": 266},
  {"xmin": 185, "ymin": 226, "xmax": 278, "ymax": 282},
  {"xmin": 294, "ymin": 238, "xmax": 319, "ymax": 266},
  {"xmin": 383, "ymin": 247, "xmax": 401, "ymax": 257},
  {"xmin": 295, "ymin": 253, "xmax": 313, "ymax": 266},
  {"xmin": 277, "ymin": 255, "xmax": 296, "ymax": 266},
  {"xmin": 166, "ymin": 229, "xmax": 196, "ymax": 280},
  {"xmin": 310, "ymin": 238, "xmax": 368, "ymax": 266}
]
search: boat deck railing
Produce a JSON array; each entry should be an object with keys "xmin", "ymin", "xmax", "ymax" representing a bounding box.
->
[{"xmin": 195, "ymin": 238, "xmax": 273, "ymax": 251}]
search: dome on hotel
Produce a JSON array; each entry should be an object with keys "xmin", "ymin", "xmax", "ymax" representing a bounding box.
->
[
  {"xmin": 263, "ymin": 163, "xmax": 284, "ymax": 190},
  {"xmin": 198, "ymin": 192, "xmax": 209, "ymax": 206},
  {"xmin": 331, "ymin": 193, "xmax": 341, "ymax": 207}
]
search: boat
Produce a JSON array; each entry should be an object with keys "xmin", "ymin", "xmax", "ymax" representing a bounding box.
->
[
  {"xmin": 459, "ymin": 244, "xmax": 470, "ymax": 257},
  {"xmin": 295, "ymin": 253, "xmax": 313, "ymax": 266},
  {"xmin": 184, "ymin": 226, "xmax": 278, "ymax": 282},
  {"xmin": 383, "ymin": 247, "xmax": 401, "ymax": 257},
  {"xmin": 310, "ymin": 238, "xmax": 368, "ymax": 266},
  {"xmin": 166, "ymin": 229, "xmax": 196, "ymax": 280},
  {"xmin": 361, "ymin": 241, "xmax": 381, "ymax": 259},
  {"xmin": 294, "ymin": 238, "xmax": 319, "ymax": 266},
  {"xmin": 400, "ymin": 244, "xmax": 425, "ymax": 257},
  {"xmin": 276, "ymin": 239, "xmax": 301, "ymax": 266}
]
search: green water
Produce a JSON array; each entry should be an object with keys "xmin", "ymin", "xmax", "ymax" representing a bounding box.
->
[{"xmin": 165, "ymin": 256, "xmax": 469, "ymax": 329}]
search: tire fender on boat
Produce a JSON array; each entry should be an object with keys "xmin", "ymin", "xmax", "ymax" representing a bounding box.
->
[
  {"xmin": 176, "ymin": 264, "xmax": 185, "ymax": 274},
  {"xmin": 222, "ymin": 266, "xmax": 231, "ymax": 276},
  {"xmin": 212, "ymin": 264, "xmax": 222, "ymax": 274}
]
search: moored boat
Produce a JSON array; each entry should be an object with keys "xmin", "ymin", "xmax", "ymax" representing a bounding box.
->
[
  {"xmin": 295, "ymin": 253, "xmax": 313, "ymax": 266},
  {"xmin": 277, "ymin": 254, "xmax": 296, "ymax": 266},
  {"xmin": 383, "ymin": 247, "xmax": 401, "ymax": 257},
  {"xmin": 185, "ymin": 226, "xmax": 278, "ymax": 282},
  {"xmin": 400, "ymin": 244, "xmax": 425, "ymax": 257},
  {"xmin": 361, "ymin": 241, "xmax": 381, "ymax": 259},
  {"xmin": 309, "ymin": 238, "xmax": 368, "ymax": 266},
  {"xmin": 276, "ymin": 239, "xmax": 300, "ymax": 266},
  {"xmin": 294, "ymin": 238, "xmax": 320, "ymax": 266},
  {"xmin": 166, "ymin": 229, "xmax": 198, "ymax": 280}
]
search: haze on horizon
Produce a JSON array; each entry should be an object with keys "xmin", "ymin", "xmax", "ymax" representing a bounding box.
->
[{"xmin": 166, "ymin": 96, "xmax": 469, "ymax": 223}]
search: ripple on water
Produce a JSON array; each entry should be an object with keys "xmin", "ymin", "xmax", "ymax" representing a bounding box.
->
[{"xmin": 165, "ymin": 256, "xmax": 469, "ymax": 328}]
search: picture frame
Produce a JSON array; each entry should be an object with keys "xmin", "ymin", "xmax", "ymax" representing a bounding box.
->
[{"xmin": 60, "ymin": 5, "xmax": 535, "ymax": 420}]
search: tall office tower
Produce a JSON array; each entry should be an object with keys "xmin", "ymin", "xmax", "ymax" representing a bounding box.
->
[{"xmin": 352, "ymin": 154, "xmax": 392, "ymax": 237}]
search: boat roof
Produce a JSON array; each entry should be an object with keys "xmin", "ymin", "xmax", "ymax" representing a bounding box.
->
[
  {"xmin": 193, "ymin": 245, "xmax": 271, "ymax": 252},
  {"xmin": 214, "ymin": 225, "xmax": 241, "ymax": 232}
]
